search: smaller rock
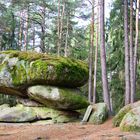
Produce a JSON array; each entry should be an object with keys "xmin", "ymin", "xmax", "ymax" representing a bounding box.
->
[
  {"xmin": 0, "ymin": 104, "xmax": 37, "ymax": 122},
  {"xmin": 33, "ymin": 107, "xmax": 80, "ymax": 123},
  {"xmin": 120, "ymin": 107, "xmax": 140, "ymax": 132},
  {"xmin": 88, "ymin": 103, "xmax": 108, "ymax": 124},
  {"xmin": 0, "ymin": 104, "xmax": 80, "ymax": 123},
  {"xmin": 113, "ymin": 101, "xmax": 140, "ymax": 127},
  {"xmin": 16, "ymin": 97, "xmax": 43, "ymax": 107},
  {"xmin": 27, "ymin": 85, "xmax": 89, "ymax": 110}
]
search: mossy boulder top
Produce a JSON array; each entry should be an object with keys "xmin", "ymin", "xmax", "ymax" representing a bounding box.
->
[{"xmin": 0, "ymin": 51, "xmax": 88, "ymax": 95}]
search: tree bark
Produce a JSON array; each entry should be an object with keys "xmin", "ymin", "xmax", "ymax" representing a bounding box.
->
[
  {"xmin": 64, "ymin": 17, "xmax": 69, "ymax": 57},
  {"xmin": 134, "ymin": 0, "xmax": 140, "ymax": 101},
  {"xmin": 130, "ymin": 0, "xmax": 134, "ymax": 103},
  {"xmin": 23, "ymin": 6, "xmax": 29, "ymax": 51},
  {"xmin": 18, "ymin": 12, "xmax": 23, "ymax": 50},
  {"xmin": 100, "ymin": 0, "xmax": 111, "ymax": 112},
  {"xmin": 93, "ymin": 0, "xmax": 99, "ymax": 104},
  {"xmin": 124, "ymin": 0, "xmax": 130, "ymax": 105},
  {"xmin": 10, "ymin": 12, "xmax": 15, "ymax": 49},
  {"xmin": 57, "ymin": 0, "xmax": 61, "ymax": 56},
  {"xmin": 32, "ymin": 24, "xmax": 35, "ymax": 50},
  {"xmin": 88, "ymin": 0, "xmax": 94, "ymax": 103},
  {"xmin": 40, "ymin": 6, "xmax": 46, "ymax": 53}
]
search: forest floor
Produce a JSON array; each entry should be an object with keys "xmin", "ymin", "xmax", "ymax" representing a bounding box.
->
[{"xmin": 0, "ymin": 118, "xmax": 139, "ymax": 140}]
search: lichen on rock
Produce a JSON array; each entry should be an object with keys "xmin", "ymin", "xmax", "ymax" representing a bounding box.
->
[
  {"xmin": 88, "ymin": 103, "xmax": 108, "ymax": 124},
  {"xmin": 113, "ymin": 101, "xmax": 140, "ymax": 127},
  {"xmin": 120, "ymin": 107, "xmax": 140, "ymax": 132}
]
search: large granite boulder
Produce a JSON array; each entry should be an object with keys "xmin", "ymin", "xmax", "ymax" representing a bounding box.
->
[
  {"xmin": 120, "ymin": 107, "xmax": 140, "ymax": 132},
  {"xmin": 88, "ymin": 103, "xmax": 108, "ymax": 124},
  {"xmin": 113, "ymin": 101, "xmax": 140, "ymax": 127},
  {"xmin": 0, "ymin": 104, "xmax": 79, "ymax": 123},
  {"xmin": 28, "ymin": 85, "xmax": 89, "ymax": 110},
  {"xmin": 0, "ymin": 51, "xmax": 88, "ymax": 96}
]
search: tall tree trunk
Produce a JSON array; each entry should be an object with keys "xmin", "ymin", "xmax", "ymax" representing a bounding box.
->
[
  {"xmin": 11, "ymin": 12, "xmax": 15, "ymax": 49},
  {"xmin": 32, "ymin": 24, "xmax": 35, "ymax": 50},
  {"xmin": 88, "ymin": 0, "xmax": 94, "ymax": 103},
  {"xmin": 64, "ymin": 17, "xmax": 69, "ymax": 57},
  {"xmin": 18, "ymin": 12, "xmax": 23, "ymax": 50},
  {"xmin": 124, "ymin": 0, "xmax": 130, "ymax": 105},
  {"xmin": 57, "ymin": 0, "xmax": 61, "ymax": 56},
  {"xmin": 93, "ymin": 0, "xmax": 99, "ymax": 103},
  {"xmin": 130, "ymin": 0, "xmax": 134, "ymax": 103},
  {"xmin": 40, "ymin": 6, "xmax": 46, "ymax": 53},
  {"xmin": 100, "ymin": 0, "xmax": 111, "ymax": 112},
  {"xmin": 134, "ymin": 0, "xmax": 140, "ymax": 100},
  {"xmin": 23, "ymin": 6, "xmax": 29, "ymax": 51}
]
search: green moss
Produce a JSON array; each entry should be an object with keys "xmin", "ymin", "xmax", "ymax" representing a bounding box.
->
[
  {"xmin": 0, "ymin": 50, "xmax": 89, "ymax": 88},
  {"xmin": 55, "ymin": 57, "xmax": 88, "ymax": 86},
  {"xmin": 0, "ymin": 63, "xmax": 7, "ymax": 72},
  {"xmin": 120, "ymin": 111, "xmax": 140, "ymax": 132},
  {"xmin": 88, "ymin": 103, "xmax": 108, "ymax": 125},
  {"xmin": 113, "ymin": 105, "xmax": 132, "ymax": 127},
  {"xmin": 10, "ymin": 62, "xmax": 27, "ymax": 86},
  {"xmin": 59, "ymin": 88, "xmax": 89, "ymax": 109},
  {"xmin": 28, "ymin": 60, "xmax": 48, "ymax": 80}
]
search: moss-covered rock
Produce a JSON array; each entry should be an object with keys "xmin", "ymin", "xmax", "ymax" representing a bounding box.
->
[
  {"xmin": 0, "ymin": 104, "xmax": 37, "ymax": 122},
  {"xmin": 0, "ymin": 104, "xmax": 80, "ymax": 123},
  {"xmin": 33, "ymin": 106, "xmax": 80, "ymax": 123},
  {"xmin": 88, "ymin": 103, "xmax": 108, "ymax": 124},
  {"xmin": 120, "ymin": 107, "xmax": 140, "ymax": 132},
  {"xmin": 0, "ymin": 51, "xmax": 88, "ymax": 96},
  {"xmin": 113, "ymin": 101, "xmax": 140, "ymax": 127},
  {"xmin": 27, "ymin": 85, "xmax": 89, "ymax": 110}
]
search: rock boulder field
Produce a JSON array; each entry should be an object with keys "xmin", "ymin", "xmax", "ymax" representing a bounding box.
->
[{"xmin": 0, "ymin": 50, "xmax": 89, "ymax": 123}]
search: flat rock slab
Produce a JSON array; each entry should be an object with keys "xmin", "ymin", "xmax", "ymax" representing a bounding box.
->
[{"xmin": 0, "ymin": 104, "xmax": 80, "ymax": 123}]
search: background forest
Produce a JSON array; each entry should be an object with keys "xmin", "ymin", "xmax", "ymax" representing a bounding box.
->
[{"xmin": 0, "ymin": 0, "xmax": 140, "ymax": 114}]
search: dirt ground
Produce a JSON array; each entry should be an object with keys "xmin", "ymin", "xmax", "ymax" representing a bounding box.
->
[{"xmin": 0, "ymin": 118, "xmax": 140, "ymax": 140}]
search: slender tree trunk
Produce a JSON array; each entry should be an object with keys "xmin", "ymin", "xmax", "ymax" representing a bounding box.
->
[
  {"xmin": 11, "ymin": 12, "xmax": 15, "ymax": 49},
  {"xmin": 18, "ymin": 12, "xmax": 23, "ymax": 50},
  {"xmin": 40, "ymin": 6, "xmax": 46, "ymax": 53},
  {"xmin": 93, "ymin": 0, "xmax": 99, "ymax": 103},
  {"xmin": 64, "ymin": 17, "xmax": 69, "ymax": 57},
  {"xmin": 57, "ymin": 0, "xmax": 61, "ymax": 56},
  {"xmin": 23, "ymin": 6, "xmax": 29, "ymax": 51},
  {"xmin": 134, "ymin": 0, "xmax": 140, "ymax": 100},
  {"xmin": 60, "ymin": 2, "xmax": 65, "ymax": 55},
  {"xmin": 32, "ymin": 24, "xmax": 35, "ymax": 50},
  {"xmin": 124, "ymin": 0, "xmax": 130, "ymax": 105},
  {"xmin": 88, "ymin": 0, "xmax": 94, "ymax": 103},
  {"xmin": 100, "ymin": 0, "xmax": 111, "ymax": 112},
  {"xmin": 130, "ymin": 0, "xmax": 134, "ymax": 103}
]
